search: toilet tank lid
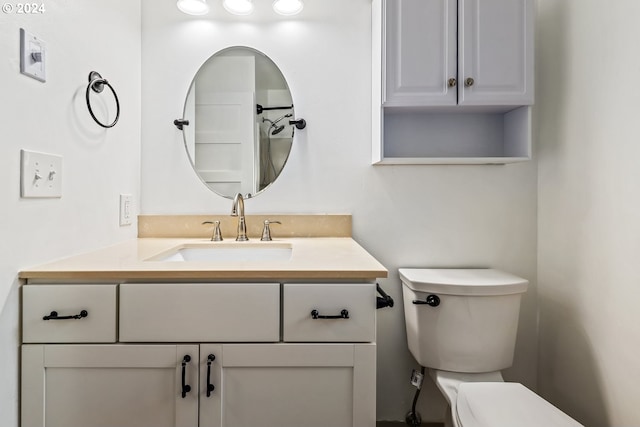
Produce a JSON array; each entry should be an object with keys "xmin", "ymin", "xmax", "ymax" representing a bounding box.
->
[
  {"xmin": 398, "ymin": 268, "xmax": 528, "ymax": 296},
  {"xmin": 456, "ymin": 382, "xmax": 584, "ymax": 427}
]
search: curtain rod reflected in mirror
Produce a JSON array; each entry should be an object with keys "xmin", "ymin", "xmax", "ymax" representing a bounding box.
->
[{"xmin": 254, "ymin": 103, "xmax": 307, "ymax": 130}]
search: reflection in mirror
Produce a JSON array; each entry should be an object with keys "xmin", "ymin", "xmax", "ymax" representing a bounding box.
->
[{"xmin": 181, "ymin": 46, "xmax": 295, "ymax": 199}]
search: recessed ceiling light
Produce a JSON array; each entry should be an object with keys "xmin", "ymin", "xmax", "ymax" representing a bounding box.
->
[
  {"xmin": 273, "ymin": 0, "xmax": 304, "ymax": 16},
  {"xmin": 223, "ymin": 0, "xmax": 254, "ymax": 15},
  {"xmin": 176, "ymin": 0, "xmax": 210, "ymax": 15}
]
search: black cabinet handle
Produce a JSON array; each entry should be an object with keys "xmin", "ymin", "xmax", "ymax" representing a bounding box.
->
[
  {"xmin": 43, "ymin": 310, "xmax": 88, "ymax": 320},
  {"xmin": 206, "ymin": 354, "xmax": 216, "ymax": 397},
  {"xmin": 310, "ymin": 309, "xmax": 349, "ymax": 319},
  {"xmin": 181, "ymin": 355, "xmax": 191, "ymax": 398}
]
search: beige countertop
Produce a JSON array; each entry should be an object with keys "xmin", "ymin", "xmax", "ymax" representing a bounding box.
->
[{"xmin": 19, "ymin": 238, "xmax": 388, "ymax": 281}]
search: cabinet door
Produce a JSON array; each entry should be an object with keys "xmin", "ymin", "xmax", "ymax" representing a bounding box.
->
[
  {"xmin": 458, "ymin": 0, "xmax": 534, "ymax": 105},
  {"xmin": 200, "ymin": 344, "xmax": 376, "ymax": 427},
  {"xmin": 21, "ymin": 344, "xmax": 199, "ymax": 427},
  {"xmin": 383, "ymin": 0, "xmax": 457, "ymax": 107}
]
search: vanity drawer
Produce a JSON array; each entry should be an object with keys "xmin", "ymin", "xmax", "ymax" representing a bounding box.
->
[
  {"xmin": 283, "ymin": 283, "xmax": 376, "ymax": 342},
  {"xmin": 119, "ymin": 283, "xmax": 280, "ymax": 342},
  {"xmin": 22, "ymin": 284, "xmax": 117, "ymax": 343}
]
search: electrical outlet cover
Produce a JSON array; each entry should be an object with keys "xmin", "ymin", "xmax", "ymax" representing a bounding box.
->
[{"xmin": 119, "ymin": 194, "xmax": 133, "ymax": 226}]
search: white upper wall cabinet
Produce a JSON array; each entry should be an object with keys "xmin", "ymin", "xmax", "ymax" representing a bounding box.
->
[
  {"xmin": 383, "ymin": 0, "xmax": 534, "ymax": 108},
  {"xmin": 373, "ymin": 0, "xmax": 535, "ymax": 164}
]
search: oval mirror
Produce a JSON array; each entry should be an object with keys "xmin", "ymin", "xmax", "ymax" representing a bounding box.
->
[{"xmin": 180, "ymin": 46, "xmax": 296, "ymax": 199}]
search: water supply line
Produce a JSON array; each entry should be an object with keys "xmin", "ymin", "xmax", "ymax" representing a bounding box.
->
[{"xmin": 406, "ymin": 366, "xmax": 426, "ymax": 426}]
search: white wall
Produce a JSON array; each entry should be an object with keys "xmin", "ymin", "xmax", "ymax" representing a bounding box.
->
[
  {"xmin": 0, "ymin": 1, "xmax": 141, "ymax": 425},
  {"xmin": 537, "ymin": 1, "xmax": 640, "ymax": 425},
  {"xmin": 141, "ymin": 0, "xmax": 538, "ymax": 421}
]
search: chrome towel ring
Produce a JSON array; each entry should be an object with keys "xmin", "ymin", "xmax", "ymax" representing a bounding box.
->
[{"xmin": 86, "ymin": 71, "xmax": 120, "ymax": 128}]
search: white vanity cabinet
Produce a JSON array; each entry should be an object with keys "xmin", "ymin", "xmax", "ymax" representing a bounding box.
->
[
  {"xmin": 373, "ymin": 0, "xmax": 535, "ymax": 164},
  {"xmin": 21, "ymin": 281, "xmax": 378, "ymax": 427}
]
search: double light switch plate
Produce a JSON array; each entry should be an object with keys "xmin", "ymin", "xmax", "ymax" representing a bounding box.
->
[{"xmin": 20, "ymin": 149, "xmax": 62, "ymax": 198}]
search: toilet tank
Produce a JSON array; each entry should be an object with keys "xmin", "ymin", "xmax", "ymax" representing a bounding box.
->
[{"xmin": 400, "ymin": 269, "xmax": 528, "ymax": 373}]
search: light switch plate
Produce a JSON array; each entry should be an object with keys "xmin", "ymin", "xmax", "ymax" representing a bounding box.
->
[
  {"xmin": 20, "ymin": 28, "xmax": 46, "ymax": 82},
  {"xmin": 20, "ymin": 149, "xmax": 62, "ymax": 198}
]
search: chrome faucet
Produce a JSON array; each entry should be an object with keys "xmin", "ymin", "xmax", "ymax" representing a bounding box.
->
[{"xmin": 231, "ymin": 193, "xmax": 249, "ymax": 241}]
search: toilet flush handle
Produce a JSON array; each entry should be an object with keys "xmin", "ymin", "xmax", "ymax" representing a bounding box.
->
[{"xmin": 412, "ymin": 295, "xmax": 440, "ymax": 307}]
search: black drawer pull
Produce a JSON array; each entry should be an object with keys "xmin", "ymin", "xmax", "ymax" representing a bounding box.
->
[
  {"xmin": 43, "ymin": 310, "xmax": 88, "ymax": 320},
  {"xmin": 181, "ymin": 355, "xmax": 192, "ymax": 398},
  {"xmin": 206, "ymin": 354, "xmax": 216, "ymax": 397},
  {"xmin": 310, "ymin": 309, "xmax": 349, "ymax": 320}
]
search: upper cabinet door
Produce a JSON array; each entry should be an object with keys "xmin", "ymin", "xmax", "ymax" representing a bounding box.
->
[
  {"xmin": 383, "ymin": 0, "xmax": 457, "ymax": 107},
  {"xmin": 458, "ymin": 0, "xmax": 534, "ymax": 106}
]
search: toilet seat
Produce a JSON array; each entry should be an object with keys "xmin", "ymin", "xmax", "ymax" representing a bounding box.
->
[{"xmin": 456, "ymin": 382, "xmax": 584, "ymax": 427}]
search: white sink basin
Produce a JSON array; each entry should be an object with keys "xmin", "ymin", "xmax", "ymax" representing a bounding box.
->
[{"xmin": 149, "ymin": 243, "xmax": 293, "ymax": 263}]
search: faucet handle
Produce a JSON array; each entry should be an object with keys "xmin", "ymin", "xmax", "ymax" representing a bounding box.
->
[
  {"xmin": 261, "ymin": 220, "xmax": 281, "ymax": 241},
  {"xmin": 202, "ymin": 220, "xmax": 223, "ymax": 241}
]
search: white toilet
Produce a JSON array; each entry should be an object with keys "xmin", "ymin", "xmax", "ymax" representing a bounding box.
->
[{"xmin": 400, "ymin": 268, "xmax": 584, "ymax": 427}]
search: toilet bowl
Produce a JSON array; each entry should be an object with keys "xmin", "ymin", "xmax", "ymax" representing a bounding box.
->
[{"xmin": 400, "ymin": 268, "xmax": 583, "ymax": 427}]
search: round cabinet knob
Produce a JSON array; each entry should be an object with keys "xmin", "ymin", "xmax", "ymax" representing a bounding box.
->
[
  {"xmin": 448, "ymin": 78, "xmax": 457, "ymax": 87},
  {"xmin": 464, "ymin": 77, "xmax": 475, "ymax": 87}
]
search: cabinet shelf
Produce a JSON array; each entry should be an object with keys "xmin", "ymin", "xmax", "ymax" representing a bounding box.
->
[
  {"xmin": 376, "ymin": 105, "xmax": 531, "ymax": 165},
  {"xmin": 374, "ymin": 157, "xmax": 530, "ymax": 165}
]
